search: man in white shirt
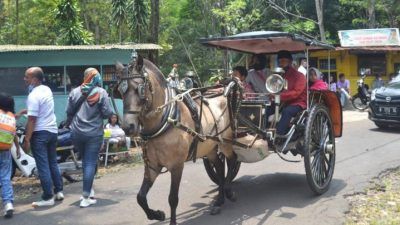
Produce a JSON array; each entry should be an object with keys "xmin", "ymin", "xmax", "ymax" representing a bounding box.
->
[
  {"xmin": 298, "ymin": 58, "xmax": 307, "ymax": 76},
  {"xmin": 22, "ymin": 67, "xmax": 63, "ymax": 207},
  {"xmin": 245, "ymin": 54, "xmax": 270, "ymax": 101}
]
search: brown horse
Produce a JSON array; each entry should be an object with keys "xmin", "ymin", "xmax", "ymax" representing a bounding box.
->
[{"xmin": 115, "ymin": 55, "xmax": 237, "ymax": 225}]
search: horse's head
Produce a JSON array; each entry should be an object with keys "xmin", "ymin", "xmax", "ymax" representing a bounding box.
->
[{"xmin": 115, "ymin": 55, "xmax": 153, "ymax": 136}]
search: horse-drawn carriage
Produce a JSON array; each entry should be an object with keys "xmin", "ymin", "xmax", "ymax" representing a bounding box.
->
[
  {"xmin": 112, "ymin": 31, "xmax": 342, "ymax": 225},
  {"xmin": 200, "ymin": 31, "xmax": 342, "ymax": 195}
]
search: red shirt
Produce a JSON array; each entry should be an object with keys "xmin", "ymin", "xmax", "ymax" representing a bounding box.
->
[{"xmin": 281, "ymin": 67, "xmax": 307, "ymax": 109}]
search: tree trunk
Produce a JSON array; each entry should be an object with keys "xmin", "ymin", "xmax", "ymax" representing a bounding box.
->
[
  {"xmin": 367, "ymin": 0, "xmax": 376, "ymax": 28},
  {"xmin": 95, "ymin": 24, "xmax": 100, "ymax": 44},
  {"xmin": 314, "ymin": 0, "xmax": 326, "ymax": 42},
  {"xmin": 15, "ymin": 0, "xmax": 19, "ymax": 44},
  {"xmin": 137, "ymin": 24, "xmax": 141, "ymax": 43},
  {"xmin": 81, "ymin": 0, "xmax": 90, "ymax": 30},
  {"xmin": 119, "ymin": 25, "xmax": 122, "ymax": 44},
  {"xmin": 219, "ymin": 0, "xmax": 229, "ymax": 74},
  {"xmin": 149, "ymin": 0, "xmax": 159, "ymax": 64}
]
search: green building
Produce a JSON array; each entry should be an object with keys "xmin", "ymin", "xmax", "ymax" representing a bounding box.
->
[{"xmin": 0, "ymin": 44, "xmax": 161, "ymax": 123}]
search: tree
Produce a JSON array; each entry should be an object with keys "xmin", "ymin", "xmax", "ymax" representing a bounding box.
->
[
  {"xmin": 55, "ymin": 0, "xmax": 94, "ymax": 45},
  {"xmin": 367, "ymin": 0, "xmax": 376, "ymax": 28},
  {"xmin": 314, "ymin": 0, "xmax": 326, "ymax": 41},
  {"xmin": 16, "ymin": 0, "xmax": 19, "ymax": 44},
  {"xmin": 266, "ymin": 0, "xmax": 325, "ymax": 41},
  {"xmin": 128, "ymin": 0, "xmax": 149, "ymax": 42},
  {"xmin": 149, "ymin": 0, "xmax": 159, "ymax": 63},
  {"xmin": 211, "ymin": 0, "xmax": 261, "ymax": 35},
  {"xmin": 112, "ymin": 0, "xmax": 128, "ymax": 43}
]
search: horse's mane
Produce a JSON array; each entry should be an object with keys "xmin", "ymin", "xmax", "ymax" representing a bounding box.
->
[{"xmin": 143, "ymin": 59, "xmax": 167, "ymax": 88}]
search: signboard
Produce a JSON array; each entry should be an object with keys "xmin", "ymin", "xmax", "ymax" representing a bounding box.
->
[{"xmin": 338, "ymin": 28, "xmax": 400, "ymax": 47}]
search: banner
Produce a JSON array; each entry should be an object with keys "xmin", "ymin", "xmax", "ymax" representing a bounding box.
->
[{"xmin": 338, "ymin": 28, "xmax": 400, "ymax": 47}]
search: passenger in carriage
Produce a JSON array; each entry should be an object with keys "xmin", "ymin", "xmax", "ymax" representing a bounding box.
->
[
  {"xmin": 232, "ymin": 66, "xmax": 254, "ymax": 99},
  {"xmin": 245, "ymin": 54, "xmax": 270, "ymax": 99},
  {"xmin": 308, "ymin": 67, "xmax": 328, "ymax": 91},
  {"xmin": 266, "ymin": 50, "xmax": 307, "ymax": 137}
]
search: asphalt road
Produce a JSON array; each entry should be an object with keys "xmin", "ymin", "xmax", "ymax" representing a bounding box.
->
[{"xmin": 4, "ymin": 111, "xmax": 400, "ymax": 225}]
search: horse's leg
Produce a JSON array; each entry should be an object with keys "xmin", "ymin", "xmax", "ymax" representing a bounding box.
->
[
  {"xmin": 137, "ymin": 165, "xmax": 166, "ymax": 221},
  {"xmin": 168, "ymin": 164, "xmax": 184, "ymax": 225},
  {"xmin": 207, "ymin": 150, "xmax": 225, "ymax": 215},
  {"xmin": 224, "ymin": 156, "xmax": 237, "ymax": 202}
]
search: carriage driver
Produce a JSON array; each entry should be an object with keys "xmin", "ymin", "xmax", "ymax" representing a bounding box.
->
[{"xmin": 267, "ymin": 50, "xmax": 307, "ymax": 139}]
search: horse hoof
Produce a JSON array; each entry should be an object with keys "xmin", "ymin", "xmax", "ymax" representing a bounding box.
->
[
  {"xmin": 155, "ymin": 210, "xmax": 166, "ymax": 221},
  {"xmin": 148, "ymin": 210, "xmax": 166, "ymax": 221},
  {"xmin": 226, "ymin": 191, "xmax": 237, "ymax": 202},
  {"xmin": 210, "ymin": 206, "xmax": 221, "ymax": 215}
]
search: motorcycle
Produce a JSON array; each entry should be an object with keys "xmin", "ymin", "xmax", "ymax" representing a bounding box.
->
[
  {"xmin": 351, "ymin": 74, "xmax": 370, "ymax": 111},
  {"xmin": 10, "ymin": 123, "xmax": 82, "ymax": 182}
]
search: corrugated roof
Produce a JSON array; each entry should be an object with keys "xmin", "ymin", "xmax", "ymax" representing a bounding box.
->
[
  {"xmin": 0, "ymin": 44, "xmax": 162, "ymax": 52},
  {"xmin": 336, "ymin": 46, "xmax": 400, "ymax": 51}
]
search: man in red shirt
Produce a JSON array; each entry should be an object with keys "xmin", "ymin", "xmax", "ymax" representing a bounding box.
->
[{"xmin": 268, "ymin": 50, "xmax": 307, "ymax": 136}]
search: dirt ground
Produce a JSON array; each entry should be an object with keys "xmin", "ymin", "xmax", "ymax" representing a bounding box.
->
[
  {"xmin": 345, "ymin": 167, "xmax": 400, "ymax": 225},
  {"xmin": 12, "ymin": 148, "xmax": 143, "ymax": 201}
]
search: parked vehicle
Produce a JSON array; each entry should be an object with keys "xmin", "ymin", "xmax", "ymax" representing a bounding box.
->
[
  {"xmin": 351, "ymin": 74, "xmax": 370, "ymax": 111},
  {"xmin": 10, "ymin": 123, "xmax": 82, "ymax": 182},
  {"xmin": 369, "ymin": 79, "xmax": 400, "ymax": 128}
]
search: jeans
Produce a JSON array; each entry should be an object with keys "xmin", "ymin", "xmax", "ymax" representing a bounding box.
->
[
  {"xmin": 72, "ymin": 132, "xmax": 102, "ymax": 198},
  {"xmin": 0, "ymin": 151, "xmax": 14, "ymax": 205},
  {"xmin": 339, "ymin": 92, "xmax": 347, "ymax": 107},
  {"xmin": 266, "ymin": 105, "xmax": 303, "ymax": 135},
  {"xmin": 31, "ymin": 131, "xmax": 63, "ymax": 200}
]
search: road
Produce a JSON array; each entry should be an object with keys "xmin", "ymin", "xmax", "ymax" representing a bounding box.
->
[{"xmin": 4, "ymin": 111, "xmax": 400, "ymax": 225}]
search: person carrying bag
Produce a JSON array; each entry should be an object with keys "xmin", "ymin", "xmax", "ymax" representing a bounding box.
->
[
  {"xmin": 66, "ymin": 68, "xmax": 113, "ymax": 208},
  {"xmin": 0, "ymin": 92, "xmax": 20, "ymax": 218}
]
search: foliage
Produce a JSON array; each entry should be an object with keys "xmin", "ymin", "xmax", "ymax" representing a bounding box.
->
[
  {"xmin": 128, "ymin": 0, "xmax": 149, "ymax": 42},
  {"xmin": 55, "ymin": 0, "xmax": 94, "ymax": 45},
  {"xmin": 111, "ymin": 0, "xmax": 128, "ymax": 42},
  {"xmin": 2, "ymin": 0, "xmax": 400, "ymax": 81},
  {"xmin": 211, "ymin": 0, "xmax": 261, "ymax": 35}
]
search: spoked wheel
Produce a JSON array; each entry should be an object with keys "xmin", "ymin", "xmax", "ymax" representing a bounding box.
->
[
  {"xmin": 304, "ymin": 104, "xmax": 336, "ymax": 195},
  {"xmin": 203, "ymin": 151, "xmax": 241, "ymax": 185},
  {"xmin": 351, "ymin": 94, "xmax": 369, "ymax": 111}
]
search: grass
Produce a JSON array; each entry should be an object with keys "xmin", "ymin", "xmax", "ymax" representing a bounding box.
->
[{"xmin": 345, "ymin": 167, "xmax": 400, "ymax": 225}]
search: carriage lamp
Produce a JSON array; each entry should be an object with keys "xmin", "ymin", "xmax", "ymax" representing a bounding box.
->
[{"xmin": 265, "ymin": 73, "xmax": 285, "ymax": 94}]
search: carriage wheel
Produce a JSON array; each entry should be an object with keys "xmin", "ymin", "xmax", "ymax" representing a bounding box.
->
[
  {"xmin": 304, "ymin": 104, "xmax": 336, "ymax": 195},
  {"xmin": 203, "ymin": 151, "xmax": 241, "ymax": 185}
]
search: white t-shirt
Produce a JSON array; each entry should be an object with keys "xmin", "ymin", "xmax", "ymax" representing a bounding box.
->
[
  {"xmin": 105, "ymin": 123, "xmax": 125, "ymax": 138},
  {"xmin": 298, "ymin": 65, "xmax": 307, "ymax": 76},
  {"xmin": 27, "ymin": 85, "xmax": 58, "ymax": 133}
]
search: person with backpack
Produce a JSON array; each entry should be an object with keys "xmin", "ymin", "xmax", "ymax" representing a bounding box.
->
[
  {"xmin": 0, "ymin": 92, "xmax": 20, "ymax": 218},
  {"xmin": 66, "ymin": 68, "xmax": 113, "ymax": 208}
]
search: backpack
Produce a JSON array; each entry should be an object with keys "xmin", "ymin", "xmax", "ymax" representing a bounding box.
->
[{"xmin": 0, "ymin": 109, "xmax": 16, "ymax": 150}]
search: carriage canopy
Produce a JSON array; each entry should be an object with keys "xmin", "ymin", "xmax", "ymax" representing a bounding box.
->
[{"xmin": 200, "ymin": 31, "xmax": 335, "ymax": 54}]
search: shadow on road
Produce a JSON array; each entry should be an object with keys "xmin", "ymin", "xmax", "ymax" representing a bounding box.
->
[
  {"xmin": 151, "ymin": 172, "xmax": 346, "ymax": 225},
  {"xmin": 369, "ymin": 127, "xmax": 400, "ymax": 134}
]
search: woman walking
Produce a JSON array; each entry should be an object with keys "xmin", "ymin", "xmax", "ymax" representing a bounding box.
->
[
  {"xmin": 0, "ymin": 92, "xmax": 20, "ymax": 218},
  {"xmin": 66, "ymin": 68, "xmax": 113, "ymax": 208}
]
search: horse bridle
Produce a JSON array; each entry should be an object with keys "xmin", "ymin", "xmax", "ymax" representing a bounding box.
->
[{"xmin": 117, "ymin": 65, "xmax": 153, "ymax": 116}]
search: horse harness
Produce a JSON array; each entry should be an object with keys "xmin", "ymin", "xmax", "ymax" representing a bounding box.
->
[{"xmin": 115, "ymin": 64, "xmax": 244, "ymax": 164}]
